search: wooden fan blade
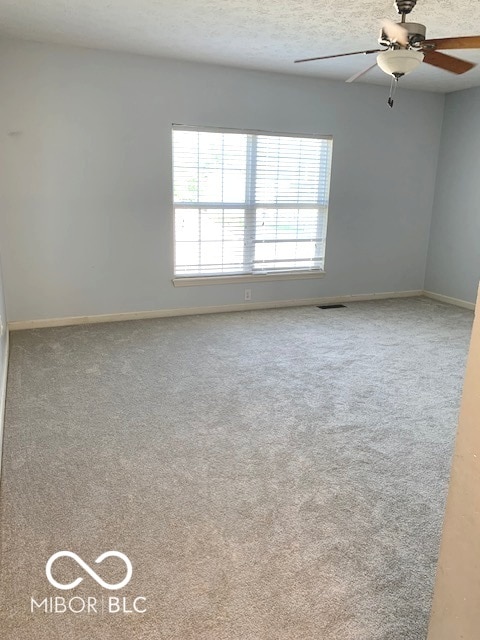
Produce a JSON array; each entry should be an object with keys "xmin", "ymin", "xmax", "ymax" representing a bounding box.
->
[
  {"xmin": 295, "ymin": 49, "xmax": 382, "ymax": 63},
  {"xmin": 423, "ymin": 50, "xmax": 476, "ymax": 74},
  {"xmin": 423, "ymin": 35, "xmax": 480, "ymax": 50},
  {"xmin": 346, "ymin": 63, "xmax": 378, "ymax": 83}
]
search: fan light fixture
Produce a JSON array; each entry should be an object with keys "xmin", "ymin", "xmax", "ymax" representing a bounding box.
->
[{"xmin": 376, "ymin": 49, "xmax": 424, "ymax": 77}]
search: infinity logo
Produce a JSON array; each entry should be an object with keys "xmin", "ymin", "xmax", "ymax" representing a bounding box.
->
[{"xmin": 46, "ymin": 551, "xmax": 132, "ymax": 591}]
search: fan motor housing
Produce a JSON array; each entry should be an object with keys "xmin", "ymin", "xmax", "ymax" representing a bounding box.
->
[{"xmin": 379, "ymin": 21, "xmax": 426, "ymax": 47}]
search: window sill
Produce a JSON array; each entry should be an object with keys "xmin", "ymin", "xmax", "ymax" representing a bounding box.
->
[{"xmin": 172, "ymin": 271, "xmax": 326, "ymax": 287}]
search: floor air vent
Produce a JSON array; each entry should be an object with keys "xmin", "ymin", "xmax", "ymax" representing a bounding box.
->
[{"xmin": 317, "ymin": 304, "xmax": 346, "ymax": 309}]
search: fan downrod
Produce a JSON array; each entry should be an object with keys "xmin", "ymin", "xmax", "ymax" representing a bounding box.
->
[{"xmin": 394, "ymin": 0, "xmax": 417, "ymax": 16}]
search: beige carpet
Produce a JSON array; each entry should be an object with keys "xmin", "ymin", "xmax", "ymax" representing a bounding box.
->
[{"xmin": 0, "ymin": 298, "xmax": 473, "ymax": 639}]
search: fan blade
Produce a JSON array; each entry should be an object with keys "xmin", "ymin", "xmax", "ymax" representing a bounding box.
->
[
  {"xmin": 423, "ymin": 50, "xmax": 476, "ymax": 74},
  {"xmin": 423, "ymin": 35, "xmax": 480, "ymax": 50},
  {"xmin": 346, "ymin": 63, "xmax": 378, "ymax": 83},
  {"xmin": 295, "ymin": 49, "xmax": 382, "ymax": 63},
  {"xmin": 381, "ymin": 19, "xmax": 409, "ymax": 46}
]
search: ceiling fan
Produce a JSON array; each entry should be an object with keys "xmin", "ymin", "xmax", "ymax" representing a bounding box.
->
[{"xmin": 295, "ymin": 0, "xmax": 480, "ymax": 106}]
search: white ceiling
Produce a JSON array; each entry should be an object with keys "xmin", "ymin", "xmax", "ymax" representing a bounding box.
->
[{"xmin": 1, "ymin": 0, "xmax": 480, "ymax": 92}]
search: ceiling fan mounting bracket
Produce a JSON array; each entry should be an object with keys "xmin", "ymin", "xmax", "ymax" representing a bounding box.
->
[{"xmin": 394, "ymin": 0, "xmax": 418, "ymax": 16}]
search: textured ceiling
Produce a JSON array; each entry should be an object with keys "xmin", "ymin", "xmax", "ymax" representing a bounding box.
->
[{"xmin": 1, "ymin": 0, "xmax": 480, "ymax": 92}]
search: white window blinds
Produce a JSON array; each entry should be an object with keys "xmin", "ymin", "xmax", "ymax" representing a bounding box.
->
[{"xmin": 173, "ymin": 126, "xmax": 333, "ymax": 278}]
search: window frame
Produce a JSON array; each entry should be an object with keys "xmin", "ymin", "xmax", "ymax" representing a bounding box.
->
[{"xmin": 171, "ymin": 125, "xmax": 333, "ymax": 287}]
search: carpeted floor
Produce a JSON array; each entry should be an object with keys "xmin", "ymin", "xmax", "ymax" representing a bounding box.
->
[{"xmin": 0, "ymin": 297, "xmax": 473, "ymax": 639}]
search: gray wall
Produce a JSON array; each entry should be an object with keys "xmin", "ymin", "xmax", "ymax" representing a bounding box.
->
[
  {"xmin": 0, "ymin": 38, "xmax": 445, "ymax": 322},
  {"xmin": 0, "ymin": 258, "xmax": 6, "ymax": 363},
  {"xmin": 0, "ymin": 255, "xmax": 8, "ymax": 475},
  {"xmin": 425, "ymin": 87, "xmax": 480, "ymax": 304},
  {"xmin": 0, "ymin": 260, "xmax": 6, "ymax": 364}
]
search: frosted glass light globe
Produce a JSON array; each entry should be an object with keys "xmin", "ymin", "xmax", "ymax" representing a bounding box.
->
[{"xmin": 377, "ymin": 49, "xmax": 424, "ymax": 77}]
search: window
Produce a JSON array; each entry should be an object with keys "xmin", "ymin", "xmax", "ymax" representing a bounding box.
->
[{"xmin": 172, "ymin": 126, "xmax": 333, "ymax": 281}]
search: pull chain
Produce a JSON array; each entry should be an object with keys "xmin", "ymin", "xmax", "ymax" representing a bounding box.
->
[{"xmin": 387, "ymin": 74, "xmax": 400, "ymax": 108}]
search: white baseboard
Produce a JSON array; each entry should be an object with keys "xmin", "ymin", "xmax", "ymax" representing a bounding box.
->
[
  {"xmin": 0, "ymin": 331, "xmax": 9, "ymax": 480},
  {"xmin": 423, "ymin": 290, "xmax": 476, "ymax": 311},
  {"xmin": 8, "ymin": 290, "xmax": 423, "ymax": 331}
]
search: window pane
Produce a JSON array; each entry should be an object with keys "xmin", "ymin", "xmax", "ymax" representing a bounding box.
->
[
  {"xmin": 175, "ymin": 209, "xmax": 200, "ymax": 242},
  {"xmin": 223, "ymin": 169, "xmax": 246, "ymax": 202},
  {"xmin": 254, "ymin": 240, "xmax": 324, "ymax": 272},
  {"xmin": 174, "ymin": 207, "xmax": 246, "ymax": 275},
  {"xmin": 197, "ymin": 241, "xmax": 244, "ymax": 272},
  {"xmin": 255, "ymin": 241, "xmax": 318, "ymax": 262},
  {"xmin": 256, "ymin": 208, "xmax": 325, "ymax": 243},
  {"xmin": 173, "ymin": 130, "xmax": 247, "ymax": 204},
  {"xmin": 256, "ymin": 136, "xmax": 331, "ymax": 205},
  {"xmin": 200, "ymin": 211, "xmax": 224, "ymax": 242},
  {"xmin": 176, "ymin": 242, "xmax": 200, "ymax": 271}
]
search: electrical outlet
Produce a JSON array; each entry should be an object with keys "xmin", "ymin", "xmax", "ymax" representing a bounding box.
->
[{"xmin": 244, "ymin": 289, "xmax": 252, "ymax": 301}]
